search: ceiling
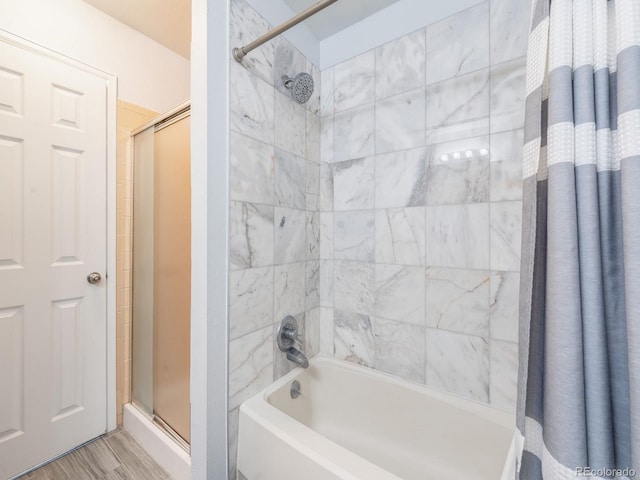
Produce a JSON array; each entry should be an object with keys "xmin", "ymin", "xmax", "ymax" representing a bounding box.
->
[
  {"xmin": 282, "ymin": 0, "xmax": 402, "ymax": 40},
  {"xmin": 83, "ymin": 0, "xmax": 191, "ymax": 59}
]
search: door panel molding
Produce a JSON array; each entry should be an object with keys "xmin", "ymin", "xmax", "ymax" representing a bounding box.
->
[{"xmin": 0, "ymin": 306, "xmax": 24, "ymax": 444}]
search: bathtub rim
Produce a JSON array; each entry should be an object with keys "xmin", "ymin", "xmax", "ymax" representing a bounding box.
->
[{"xmin": 238, "ymin": 355, "xmax": 520, "ymax": 479}]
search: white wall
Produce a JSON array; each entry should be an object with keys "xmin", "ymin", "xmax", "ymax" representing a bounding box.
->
[
  {"xmin": 319, "ymin": 0, "xmax": 483, "ymax": 68},
  {"xmin": 190, "ymin": 0, "xmax": 229, "ymax": 477},
  {"xmin": 0, "ymin": 0, "xmax": 190, "ymax": 112},
  {"xmin": 244, "ymin": 0, "xmax": 484, "ymax": 69}
]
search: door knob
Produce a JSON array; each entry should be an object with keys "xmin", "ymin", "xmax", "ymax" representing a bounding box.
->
[{"xmin": 87, "ymin": 272, "xmax": 102, "ymax": 285}]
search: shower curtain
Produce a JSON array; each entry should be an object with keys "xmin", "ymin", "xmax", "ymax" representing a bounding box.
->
[{"xmin": 518, "ymin": 0, "xmax": 640, "ymax": 478}]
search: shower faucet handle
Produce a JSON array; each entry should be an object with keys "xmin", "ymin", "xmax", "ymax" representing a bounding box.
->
[{"xmin": 277, "ymin": 315, "xmax": 303, "ymax": 351}]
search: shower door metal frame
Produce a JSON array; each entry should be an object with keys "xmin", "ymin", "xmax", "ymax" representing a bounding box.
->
[
  {"xmin": 131, "ymin": 100, "xmax": 191, "ymax": 137},
  {"xmin": 130, "ymin": 100, "xmax": 191, "ymax": 452}
]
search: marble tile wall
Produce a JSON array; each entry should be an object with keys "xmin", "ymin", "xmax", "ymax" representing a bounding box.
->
[
  {"xmin": 319, "ymin": 0, "xmax": 529, "ymax": 414},
  {"xmin": 227, "ymin": 1, "xmax": 321, "ymax": 477},
  {"xmin": 226, "ymin": 0, "xmax": 529, "ymax": 476}
]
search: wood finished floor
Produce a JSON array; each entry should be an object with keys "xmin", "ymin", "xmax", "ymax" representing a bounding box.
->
[{"xmin": 16, "ymin": 429, "xmax": 172, "ymax": 480}]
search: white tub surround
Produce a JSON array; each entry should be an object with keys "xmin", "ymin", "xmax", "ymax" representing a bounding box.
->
[{"xmin": 237, "ymin": 356, "xmax": 518, "ymax": 480}]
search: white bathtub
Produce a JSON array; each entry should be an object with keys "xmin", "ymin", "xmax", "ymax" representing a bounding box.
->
[{"xmin": 237, "ymin": 356, "xmax": 519, "ymax": 480}]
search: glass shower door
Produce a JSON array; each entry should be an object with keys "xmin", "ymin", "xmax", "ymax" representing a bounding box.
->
[{"xmin": 132, "ymin": 108, "xmax": 191, "ymax": 447}]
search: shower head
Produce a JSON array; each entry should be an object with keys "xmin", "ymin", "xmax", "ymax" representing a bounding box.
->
[{"xmin": 282, "ymin": 73, "xmax": 314, "ymax": 104}]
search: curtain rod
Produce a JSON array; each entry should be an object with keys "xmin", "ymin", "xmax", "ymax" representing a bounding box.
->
[{"xmin": 232, "ymin": 0, "xmax": 339, "ymax": 62}]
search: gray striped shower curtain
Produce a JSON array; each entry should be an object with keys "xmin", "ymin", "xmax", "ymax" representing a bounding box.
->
[{"xmin": 518, "ymin": 0, "xmax": 640, "ymax": 478}]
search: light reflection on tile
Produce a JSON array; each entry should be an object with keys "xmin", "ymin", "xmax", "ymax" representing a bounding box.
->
[{"xmin": 426, "ymin": 136, "xmax": 490, "ymax": 205}]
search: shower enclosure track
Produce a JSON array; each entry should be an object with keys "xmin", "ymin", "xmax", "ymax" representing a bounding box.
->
[{"xmin": 232, "ymin": 0, "xmax": 339, "ymax": 62}]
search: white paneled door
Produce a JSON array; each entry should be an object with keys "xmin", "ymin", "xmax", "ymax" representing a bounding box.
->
[{"xmin": 0, "ymin": 36, "xmax": 110, "ymax": 479}]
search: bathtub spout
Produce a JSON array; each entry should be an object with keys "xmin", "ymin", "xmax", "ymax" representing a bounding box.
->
[{"xmin": 286, "ymin": 347, "xmax": 309, "ymax": 368}]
